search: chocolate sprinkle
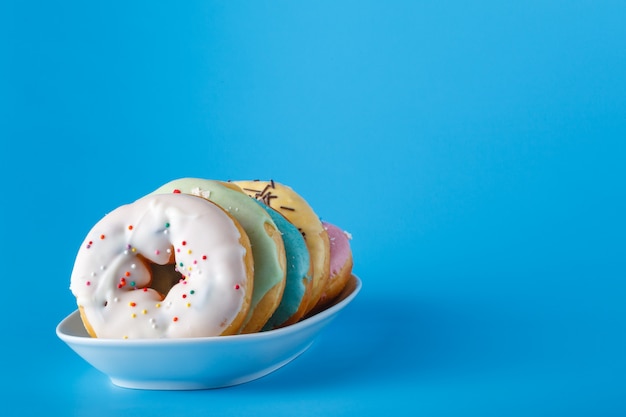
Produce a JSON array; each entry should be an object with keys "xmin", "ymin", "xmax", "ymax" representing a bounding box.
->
[{"xmin": 259, "ymin": 184, "xmax": 271, "ymax": 197}]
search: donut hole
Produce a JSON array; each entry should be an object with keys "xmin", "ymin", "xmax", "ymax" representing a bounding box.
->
[{"xmin": 149, "ymin": 262, "xmax": 184, "ymax": 298}]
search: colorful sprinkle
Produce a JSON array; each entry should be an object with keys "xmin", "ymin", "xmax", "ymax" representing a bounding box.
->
[
  {"xmin": 173, "ymin": 189, "xmax": 181, "ymax": 194},
  {"xmin": 156, "ymin": 303, "xmax": 161, "ymax": 308},
  {"xmin": 234, "ymin": 284, "xmax": 240, "ymax": 290},
  {"xmin": 202, "ymin": 255, "xmax": 207, "ymax": 260},
  {"xmin": 86, "ymin": 281, "xmax": 91, "ymax": 286},
  {"xmin": 173, "ymin": 317, "xmax": 179, "ymax": 322},
  {"xmin": 190, "ymin": 290, "xmax": 195, "ymax": 295},
  {"xmin": 129, "ymin": 302, "xmax": 136, "ymax": 307},
  {"xmin": 142, "ymin": 309, "xmax": 147, "ymax": 315},
  {"xmin": 182, "ymin": 241, "xmax": 187, "ymax": 246},
  {"xmin": 125, "ymin": 271, "xmax": 131, "ymax": 277},
  {"xmin": 131, "ymin": 313, "xmax": 136, "ymax": 318},
  {"xmin": 128, "ymin": 225, "xmax": 133, "ymax": 230}
]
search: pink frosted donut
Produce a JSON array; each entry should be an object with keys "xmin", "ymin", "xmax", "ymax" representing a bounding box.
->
[
  {"xmin": 69, "ymin": 193, "xmax": 254, "ymax": 339},
  {"xmin": 315, "ymin": 221, "xmax": 353, "ymax": 310}
]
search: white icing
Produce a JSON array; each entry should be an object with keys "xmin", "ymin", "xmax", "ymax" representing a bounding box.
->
[
  {"xmin": 190, "ymin": 186, "xmax": 211, "ymax": 200},
  {"xmin": 70, "ymin": 193, "xmax": 249, "ymax": 339}
]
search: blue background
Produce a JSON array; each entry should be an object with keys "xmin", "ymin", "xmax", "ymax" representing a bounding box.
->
[{"xmin": 1, "ymin": 1, "xmax": 625, "ymax": 416}]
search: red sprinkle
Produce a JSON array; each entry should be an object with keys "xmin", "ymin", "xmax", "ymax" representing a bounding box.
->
[
  {"xmin": 173, "ymin": 189, "xmax": 181, "ymax": 194},
  {"xmin": 234, "ymin": 284, "xmax": 240, "ymax": 290},
  {"xmin": 202, "ymin": 255, "xmax": 207, "ymax": 260},
  {"xmin": 173, "ymin": 317, "xmax": 179, "ymax": 322},
  {"xmin": 100, "ymin": 234, "xmax": 105, "ymax": 240},
  {"xmin": 128, "ymin": 225, "xmax": 133, "ymax": 230},
  {"xmin": 182, "ymin": 241, "xmax": 187, "ymax": 246}
]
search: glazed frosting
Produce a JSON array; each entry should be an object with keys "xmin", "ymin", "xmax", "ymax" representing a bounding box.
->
[
  {"xmin": 151, "ymin": 178, "xmax": 286, "ymax": 333},
  {"xmin": 256, "ymin": 200, "xmax": 312, "ymax": 330},
  {"xmin": 70, "ymin": 193, "xmax": 250, "ymax": 339},
  {"xmin": 233, "ymin": 180, "xmax": 330, "ymax": 314}
]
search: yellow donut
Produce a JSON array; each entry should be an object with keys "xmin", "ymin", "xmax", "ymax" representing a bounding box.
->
[{"xmin": 233, "ymin": 180, "xmax": 330, "ymax": 315}]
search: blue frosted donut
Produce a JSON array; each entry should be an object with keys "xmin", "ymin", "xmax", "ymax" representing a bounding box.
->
[{"xmin": 255, "ymin": 200, "xmax": 313, "ymax": 330}]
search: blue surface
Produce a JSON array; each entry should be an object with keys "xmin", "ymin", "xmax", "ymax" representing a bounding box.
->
[{"xmin": 2, "ymin": 1, "xmax": 625, "ymax": 416}]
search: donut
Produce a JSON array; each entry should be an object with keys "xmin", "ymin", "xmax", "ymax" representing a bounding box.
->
[
  {"xmin": 69, "ymin": 193, "xmax": 254, "ymax": 339},
  {"xmin": 254, "ymin": 200, "xmax": 313, "ymax": 330},
  {"xmin": 151, "ymin": 178, "xmax": 287, "ymax": 333},
  {"xmin": 314, "ymin": 221, "xmax": 353, "ymax": 311},
  {"xmin": 233, "ymin": 180, "xmax": 330, "ymax": 315}
]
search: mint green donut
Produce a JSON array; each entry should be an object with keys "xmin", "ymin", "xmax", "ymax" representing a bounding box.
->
[{"xmin": 152, "ymin": 178, "xmax": 286, "ymax": 333}]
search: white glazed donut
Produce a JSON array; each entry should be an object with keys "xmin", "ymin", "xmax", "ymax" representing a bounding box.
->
[{"xmin": 69, "ymin": 193, "xmax": 254, "ymax": 339}]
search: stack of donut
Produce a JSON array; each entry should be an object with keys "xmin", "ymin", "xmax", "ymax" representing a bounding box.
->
[{"xmin": 69, "ymin": 178, "xmax": 353, "ymax": 339}]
